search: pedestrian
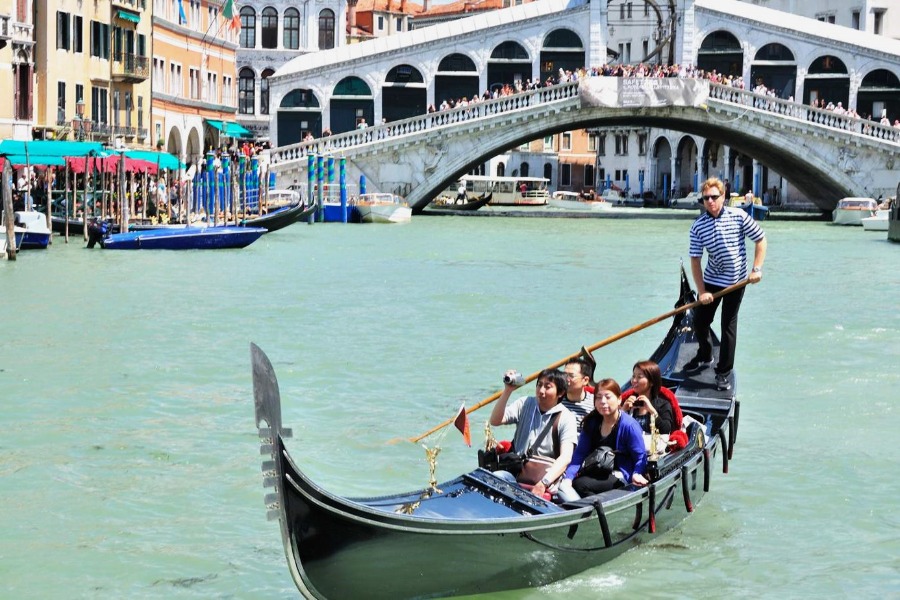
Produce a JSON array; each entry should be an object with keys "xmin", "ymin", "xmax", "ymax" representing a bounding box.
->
[{"xmin": 685, "ymin": 177, "xmax": 767, "ymax": 391}]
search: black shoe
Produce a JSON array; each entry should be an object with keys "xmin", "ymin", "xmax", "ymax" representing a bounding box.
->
[
  {"xmin": 684, "ymin": 356, "xmax": 712, "ymax": 372},
  {"xmin": 715, "ymin": 372, "xmax": 732, "ymax": 391}
]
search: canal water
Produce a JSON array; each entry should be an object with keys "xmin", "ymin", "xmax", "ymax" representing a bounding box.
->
[{"xmin": 2, "ymin": 215, "xmax": 898, "ymax": 598}]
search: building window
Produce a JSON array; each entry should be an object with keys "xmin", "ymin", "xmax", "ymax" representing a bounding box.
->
[
  {"xmin": 57, "ymin": 82, "xmax": 66, "ymax": 123},
  {"xmin": 190, "ymin": 68, "xmax": 200, "ymax": 100},
  {"xmin": 137, "ymin": 96, "xmax": 143, "ymax": 130},
  {"xmin": 240, "ymin": 7, "xmax": 256, "ymax": 49},
  {"xmin": 223, "ymin": 76, "xmax": 232, "ymax": 105},
  {"xmin": 597, "ymin": 134, "xmax": 606, "ymax": 156},
  {"xmin": 396, "ymin": 17, "xmax": 402, "ymax": 31},
  {"xmin": 851, "ymin": 10, "xmax": 860, "ymax": 30},
  {"xmin": 207, "ymin": 72, "xmax": 217, "ymax": 103},
  {"xmin": 239, "ymin": 68, "xmax": 255, "ymax": 114},
  {"xmin": 584, "ymin": 164, "xmax": 594, "ymax": 189},
  {"xmin": 644, "ymin": 1, "xmax": 650, "ymax": 17},
  {"xmin": 627, "ymin": 2, "xmax": 632, "ymax": 18},
  {"xmin": 562, "ymin": 132, "xmax": 572, "ymax": 151},
  {"xmin": 91, "ymin": 21, "xmax": 110, "ymax": 59},
  {"xmin": 378, "ymin": 16, "xmax": 384, "ymax": 31},
  {"xmin": 619, "ymin": 4, "xmax": 625, "ymax": 19},
  {"xmin": 588, "ymin": 133, "xmax": 597, "ymax": 152},
  {"xmin": 125, "ymin": 92, "xmax": 132, "ymax": 127},
  {"xmin": 615, "ymin": 133, "xmax": 628, "ymax": 155},
  {"xmin": 57, "ymin": 12, "xmax": 70, "ymax": 50},
  {"xmin": 561, "ymin": 163, "xmax": 571, "ymax": 186},
  {"xmin": 261, "ymin": 7, "xmax": 277, "ymax": 49},
  {"xmin": 874, "ymin": 10, "xmax": 885, "ymax": 35},
  {"xmin": 92, "ymin": 87, "xmax": 108, "ymax": 124},
  {"xmin": 642, "ymin": 39, "xmax": 649, "ymax": 60},
  {"xmin": 543, "ymin": 135, "xmax": 553, "ymax": 150},
  {"xmin": 638, "ymin": 133, "xmax": 647, "ymax": 156},
  {"xmin": 73, "ymin": 15, "xmax": 83, "ymax": 53},
  {"xmin": 319, "ymin": 9, "xmax": 335, "ymax": 50},
  {"xmin": 284, "ymin": 8, "xmax": 300, "ymax": 50},
  {"xmin": 260, "ymin": 69, "xmax": 274, "ymax": 114}
]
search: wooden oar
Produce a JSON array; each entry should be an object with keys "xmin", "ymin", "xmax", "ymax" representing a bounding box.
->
[{"xmin": 405, "ymin": 278, "xmax": 751, "ymax": 444}]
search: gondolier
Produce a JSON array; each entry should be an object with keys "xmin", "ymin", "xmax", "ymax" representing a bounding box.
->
[{"xmin": 686, "ymin": 177, "xmax": 767, "ymax": 391}]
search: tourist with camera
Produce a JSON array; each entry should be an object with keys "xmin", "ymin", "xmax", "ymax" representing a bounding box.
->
[
  {"xmin": 488, "ymin": 368, "xmax": 578, "ymax": 499},
  {"xmin": 621, "ymin": 360, "xmax": 679, "ymax": 435}
]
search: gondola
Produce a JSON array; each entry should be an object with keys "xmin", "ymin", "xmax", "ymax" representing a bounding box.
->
[
  {"xmin": 240, "ymin": 200, "xmax": 317, "ymax": 232},
  {"xmin": 250, "ymin": 270, "xmax": 740, "ymax": 599},
  {"xmin": 427, "ymin": 192, "xmax": 493, "ymax": 211}
]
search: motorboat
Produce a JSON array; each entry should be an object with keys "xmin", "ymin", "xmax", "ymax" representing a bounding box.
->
[
  {"xmin": 355, "ymin": 193, "xmax": 412, "ymax": 223},
  {"xmin": 861, "ymin": 209, "xmax": 889, "ymax": 232},
  {"xmin": 249, "ymin": 269, "xmax": 740, "ymax": 599},
  {"xmin": 727, "ymin": 194, "xmax": 769, "ymax": 221},
  {"xmin": 428, "ymin": 192, "xmax": 492, "ymax": 211},
  {"xmin": 671, "ymin": 191, "xmax": 703, "ymax": 209},
  {"xmin": 548, "ymin": 190, "xmax": 610, "ymax": 211},
  {"xmin": 832, "ymin": 197, "xmax": 877, "ymax": 225},
  {"xmin": 3, "ymin": 210, "xmax": 52, "ymax": 250}
]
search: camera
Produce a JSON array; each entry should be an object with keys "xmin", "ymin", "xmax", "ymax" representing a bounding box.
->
[{"xmin": 503, "ymin": 371, "xmax": 525, "ymax": 386}]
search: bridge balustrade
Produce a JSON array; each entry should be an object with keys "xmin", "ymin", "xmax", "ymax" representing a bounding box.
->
[
  {"xmin": 271, "ymin": 81, "xmax": 581, "ymax": 166},
  {"xmin": 709, "ymin": 83, "xmax": 900, "ymax": 144}
]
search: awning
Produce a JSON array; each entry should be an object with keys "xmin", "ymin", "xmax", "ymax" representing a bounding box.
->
[
  {"xmin": 0, "ymin": 140, "xmax": 108, "ymax": 166},
  {"xmin": 123, "ymin": 150, "xmax": 185, "ymax": 171},
  {"xmin": 205, "ymin": 119, "xmax": 253, "ymax": 138},
  {"xmin": 117, "ymin": 10, "xmax": 140, "ymax": 23}
]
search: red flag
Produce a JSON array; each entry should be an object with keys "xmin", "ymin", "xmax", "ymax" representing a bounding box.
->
[{"xmin": 453, "ymin": 403, "xmax": 471, "ymax": 447}]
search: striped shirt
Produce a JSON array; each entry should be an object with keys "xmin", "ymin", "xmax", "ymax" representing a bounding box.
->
[
  {"xmin": 689, "ymin": 206, "xmax": 765, "ymax": 287},
  {"xmin": 561, "ymin": 391, "xmax": 594, "ymax": 432}
]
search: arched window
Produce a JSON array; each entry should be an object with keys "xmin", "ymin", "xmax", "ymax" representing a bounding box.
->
[
  {"xmin": 318, "ymin": 9, "xmax": 335, "ymax": 50},
  {"xmin": 240, "ymin": 7, "xmax": 256, "ymax": 49},
  {"xmin": 260, "ymin": 68, "xmax": 274, "ymax": 115},
  {"xmin": 438, "ymin": 53, "xmax": 477, "ymax": 72},
  {"xmin": 497, "ymin": 162, "xmax": 505, "ymax": 177},
  {"xmin": 521, "ymin": 162, "xmax": 530, "ymax": 177},
  {"xmin": 261, "ymin": 7, "xmax": 277, "ymax": 49},
  {"xmin": 283, "ymin": 8, "xmax": 300, "ymax": 50},
  {"xmin": 239, "ymin": 67, "xmax": 255, "ymax": 115},
  {"xmin": 491, "ymin": 41, "xmax": 529, "ymax": 60}
]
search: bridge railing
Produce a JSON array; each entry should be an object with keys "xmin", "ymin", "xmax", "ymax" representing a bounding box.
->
[
  {"xmin": 709, "ymin": 82, "xmax": 900, "ymax": 144},
  {"xmin": 270, "ymin": 81, "xmax": 581, "ymax": 166}
]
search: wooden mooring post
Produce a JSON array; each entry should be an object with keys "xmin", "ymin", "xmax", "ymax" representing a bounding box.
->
[{"xmin": 2, "ymin": 158, "xmax": 16, "ymax": 260}]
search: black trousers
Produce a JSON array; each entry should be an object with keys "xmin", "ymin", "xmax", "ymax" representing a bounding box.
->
[
  {"xmin": 573, "ymin": 473, "xmax": 624, "ymax": 496},
  {"xmin": 693, "ymin": 282, "xmax": 745, "ymax": 375}
]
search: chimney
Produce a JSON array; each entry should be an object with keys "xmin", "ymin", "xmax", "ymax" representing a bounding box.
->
[
  {"xmin": 348, "ymin": 0, "xmax": 358, "ymax": 29},
  {"xmin": 400, "ymin": 0, "xmax": 407, "ymax": 13}
]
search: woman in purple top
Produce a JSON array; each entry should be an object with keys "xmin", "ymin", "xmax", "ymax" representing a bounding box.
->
[{"xmin": 557, "ymin": 378, "xmax": 648, "ymax": 502}]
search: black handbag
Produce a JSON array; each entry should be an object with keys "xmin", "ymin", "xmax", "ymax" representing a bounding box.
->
[
  {"xmin": 478, "ymin": 449, "xmax": 524, "ymax": 475},
  {"xmin": 579, "ymin": 446, "xmax": 616, "ymax": 478}
]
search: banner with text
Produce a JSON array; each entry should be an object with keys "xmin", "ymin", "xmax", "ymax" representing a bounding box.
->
[{"xmin": 579, "ymin": 77, "xmax": 710, "ymax": 109}]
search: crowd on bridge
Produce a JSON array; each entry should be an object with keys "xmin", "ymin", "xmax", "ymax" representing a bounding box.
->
[{"xmin": 287, "ymin": 61, "xmax": 898, "ymax": 153}]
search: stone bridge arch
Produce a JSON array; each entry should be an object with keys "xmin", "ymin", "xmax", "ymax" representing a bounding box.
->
[{"xmin": 343, "ymin": 103, "xmax": 889, "ymax": 211}]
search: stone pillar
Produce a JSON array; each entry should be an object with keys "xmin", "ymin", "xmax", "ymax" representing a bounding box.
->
[
  {"xmin": 848, "ymin": 70, "xmax": 861, "ymax": 113},
  {"xmin": 670, "ymin": 154, "xmax": 678, "ymax": 197},
  {"xmin": 588, "ymin": 0, "xmax": 609, "ymax": 69},
  {"xmin": 724, "ymin": 146, "xmax": 732, "ymax": 183}
]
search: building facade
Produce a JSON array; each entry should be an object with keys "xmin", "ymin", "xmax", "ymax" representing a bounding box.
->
[
  {"xmin": 31, "ymin": 0, "xmax": 152, "ymax": 147},
  {"xmin": 151, "ymin": 0, "xmax": 240, "ymax": 166},
  {"xmin": 0, "ymin": 0, "xmax": 35, "ymax": 141},
  {"xmin": 234, "ymin": 0, "xmax": 348, "ymax": 141}
]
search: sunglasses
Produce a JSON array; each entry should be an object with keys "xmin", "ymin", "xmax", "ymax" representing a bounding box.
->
[{"xmin": 701, "ymin": 194, "xmax": 722, "ymax": 201}]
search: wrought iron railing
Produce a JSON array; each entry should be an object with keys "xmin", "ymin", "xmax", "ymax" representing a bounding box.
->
[{"xmin": 112, "ymin": 53, "xmax": 150, "ymax": 80}]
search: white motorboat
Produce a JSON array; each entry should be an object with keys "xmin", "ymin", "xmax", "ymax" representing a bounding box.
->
[
  {"xmin": 548, "ymin": 191, "xmax": 610, "ymax": 211},
  {"xmin": 355, "ymin": 193, "xmax": 412, "ymax": 223},
  {"xmin": 832, "ymin": 197, "xmax": 877, "ymax": 225},
  {"xmin": 861, "ymin": 209, "xmax": 889, "ymax": 231},
  {"xmin": 671, "ymin": 191, "xmax": 703, "ymax": 209},
  {"xmin": 2, "ymin": 210, "xmax": 52, "ymax": 250}
]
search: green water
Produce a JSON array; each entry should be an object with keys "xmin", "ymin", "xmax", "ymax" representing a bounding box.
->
[{"xmin": 1, "ymin": 216, "xmax": 898, "ymax": 598}]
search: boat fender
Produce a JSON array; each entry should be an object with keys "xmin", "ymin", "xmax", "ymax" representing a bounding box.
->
[
  {"xmin": 680, "ymin": 466, "xmax": 694, "ymax": 513},
  {"xmin": 702, "ymin": 448, "xmax": 711, "ymax": 493},
  {"xmin": 591, "ymin": 500, "xmax": 613, "ymax": 548},
  {"xmin": 648, "ymin": 484, "xmax": 657, "ymax": 534},
  {"xmin": 720, "ymin": 430, "xmax": 730, "ymax": 475}
]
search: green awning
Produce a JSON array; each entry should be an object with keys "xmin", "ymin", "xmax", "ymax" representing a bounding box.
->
[
  {"xmin": 0, "ymin": 140, "xmax": 107, "ymax": 160},
  {"xmin": 124, "ymin": 150, "xmax": 184, "ymax": 171},
  {"xmin": 224, "ymin": 122, "xmax": 252, "ymax": 137},
  {"xmin": 205, "ymin": 119, "xmax": 252, "ymax": 138},
  {"xmin": 117, "ymin": 10, "xmax": 140, "ymax": 23}
]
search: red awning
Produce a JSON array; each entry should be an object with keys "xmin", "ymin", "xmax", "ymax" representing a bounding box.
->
[{"xmin": 65, "ymin": 156, "xmax": 159, "ymax": 175}]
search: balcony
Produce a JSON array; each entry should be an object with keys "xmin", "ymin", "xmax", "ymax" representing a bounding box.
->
[
  {"xmin": 111, "ymin": 53, "xmax": 149, "ymax": 82},
  {"xmin": 111, "ymin": 0, "xmax": 146, "ymax": 12}
]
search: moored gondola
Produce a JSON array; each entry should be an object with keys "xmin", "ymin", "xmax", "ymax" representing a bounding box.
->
[
  {"xmin": 250, "ymin": 270, "xmax": 740, "ymax": 599},
  {"xmin": 240, "ymin": 199, "xmax": 317, "ymax": 232},
  {"xmin": 427, "ymin": 192, "xmax": 493, "ymax": 212}
]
